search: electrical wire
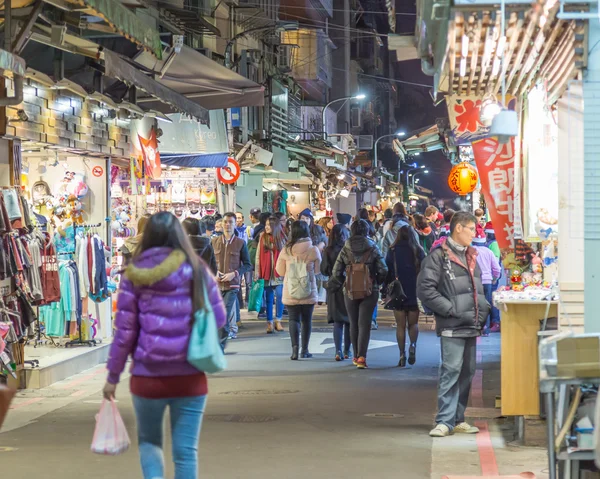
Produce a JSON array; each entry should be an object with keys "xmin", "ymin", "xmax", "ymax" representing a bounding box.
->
[
  {"xmin": 169, "ymin": 4, "xmax": 406, "ymax": 38},
  {"xmin": 225, "ymin": 2, "xmax": 417, "ymax": 16},
  {"xmin": 229, "ymin": 37, "xmax": 432, "ymax": 90}
]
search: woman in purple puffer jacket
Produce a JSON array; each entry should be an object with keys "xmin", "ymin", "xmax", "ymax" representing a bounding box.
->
[{"xmin": 102, "ymin": 211, "xmax": 226, "ymax": 479}]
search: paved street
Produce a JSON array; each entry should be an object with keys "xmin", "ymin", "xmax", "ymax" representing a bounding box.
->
[{"xmin": 0, "ymin": 307, "xmax": 548, "ymax": 478}]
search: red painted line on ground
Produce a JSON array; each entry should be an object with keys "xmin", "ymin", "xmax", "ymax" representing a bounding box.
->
[
  {"xmin": 9, "ymin": 397, "xmax": 44, "ymax": 410},
  {"xmin": 474, "ymin": 421, "xmax": 499, "ymax": 476},
  {"xmin": 70, "ymin": 390, "xmax": 87, "ymax": 397},
  {"xmin": 58, "ymin": 367, "xmax": 106, "ymax": 389}
]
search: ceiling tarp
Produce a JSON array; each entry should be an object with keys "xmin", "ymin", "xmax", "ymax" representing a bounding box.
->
[
  {"xmin": 69, "ymin": 0, "xmax": 163, "ymax": 59},
  {"xmin": 104, "ymin": 50, "xmax": 209, "ymax": 123},
  {"xmin": 133, "ymin": 45, "xmax": 265, "ymax": 110}
]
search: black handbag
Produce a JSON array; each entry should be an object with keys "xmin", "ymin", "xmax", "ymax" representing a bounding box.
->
[{"xmin": 384, "ymin": 252, "xmax": 408, "ymax": 311}]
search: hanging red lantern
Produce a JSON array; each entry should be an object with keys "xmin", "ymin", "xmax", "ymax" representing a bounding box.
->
[{"xmin": 447, "ymin": 162, "xmax": 478, "ymax": 195}]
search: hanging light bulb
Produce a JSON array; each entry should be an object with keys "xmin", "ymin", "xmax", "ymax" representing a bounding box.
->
[{"xmin": 480, "ymin": 94, "xmax": 502, "ymax": 127}]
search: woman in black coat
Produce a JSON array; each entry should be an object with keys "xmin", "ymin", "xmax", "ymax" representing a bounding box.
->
[
  {"xmin": 385, "ymin": 225, "xmax": 425, "ymax": 367},
  {"xmin": 321, "ymin": 224, "xmax": 351, "ymax": 361}
]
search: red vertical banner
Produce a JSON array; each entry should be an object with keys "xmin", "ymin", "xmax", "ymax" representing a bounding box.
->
[
  {"xmin": 138, "ymin": 128, "xmax": 162, "ymax": 179},
  {"xmin": 472, "ymin": 137, "xmax": 516, "ymax": 249}
]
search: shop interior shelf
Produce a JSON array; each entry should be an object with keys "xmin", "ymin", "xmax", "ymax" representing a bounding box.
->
[{"xmin": 557, "ymin": 449, "xmax": 595, "ymax": 461}]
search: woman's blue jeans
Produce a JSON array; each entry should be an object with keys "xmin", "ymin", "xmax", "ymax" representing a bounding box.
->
[
  {"xmin": 132, "ymin": 394, "xmax": 207, "ymax": 479},
  {"xmin": 265, "ymin": 284, "xmax": 283, "ymax": 323}
]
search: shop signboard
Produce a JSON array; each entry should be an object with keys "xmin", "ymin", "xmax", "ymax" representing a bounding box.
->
[
  {"xmin": 159, "ymin": 111, "xmax": 227, "ymax": 155},
  {"xmin": 447, "ymin": 95, "xmax": 517, "ymax": 145},
  {"xmin": 472, "ymin": 137, "xmax": 517, "ymax": 249}
]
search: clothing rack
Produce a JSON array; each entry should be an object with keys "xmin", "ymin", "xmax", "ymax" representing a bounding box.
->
[{"xmin": 64, "ymin": 223, "xmax": 102, "ymax": 349}]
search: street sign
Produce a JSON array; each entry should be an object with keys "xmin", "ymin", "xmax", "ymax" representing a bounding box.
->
[
  {"xmin": 217, "ymin": 157, "xmax": 241, "ymax": 185},
  {"xmin": 92, "ymin": 166, "xmax": 104, "ymax": 177}
]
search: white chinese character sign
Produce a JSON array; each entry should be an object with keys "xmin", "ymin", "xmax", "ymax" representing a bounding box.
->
[
  {"xmin": 472, "ymin": 137, "xmax": 517, "ymax": 249},
  {"xmin": 447, "ymin": 95, "xmax": 517, "ymax": 145}
]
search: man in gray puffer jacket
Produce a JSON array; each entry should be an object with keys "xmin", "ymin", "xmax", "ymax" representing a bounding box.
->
[{"xmin": 417, "ymin": 211, "xmax": 491, "ymax": 438}]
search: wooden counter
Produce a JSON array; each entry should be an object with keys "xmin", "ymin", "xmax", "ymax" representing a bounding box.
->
[{"xmin": 498, "ymin": 300, "xmax": 558, "ymax": 416}]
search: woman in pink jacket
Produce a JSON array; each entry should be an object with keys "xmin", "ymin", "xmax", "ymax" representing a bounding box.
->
[{"xmin": 276, "ymin": 221, "xmax": 321, "ymax": 360}]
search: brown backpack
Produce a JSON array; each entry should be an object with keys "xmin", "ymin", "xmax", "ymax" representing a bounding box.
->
[{"xmin": 344, "ymin": 249, "xmax": 374, "ymax": 300}]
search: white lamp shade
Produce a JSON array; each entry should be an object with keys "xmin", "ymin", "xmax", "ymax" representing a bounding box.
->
[{"xmin": 490, "ymin": 109, "xmax": 518, "ymax": 144}]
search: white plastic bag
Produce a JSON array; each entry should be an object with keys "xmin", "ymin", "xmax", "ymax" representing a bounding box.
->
[{"xmin": 91, "ymin": 398, "xmax": 130, "ymax": 455}]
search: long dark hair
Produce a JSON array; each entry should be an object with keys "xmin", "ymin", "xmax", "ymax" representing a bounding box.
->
[
  {"xmin": 137, "ymin": 211, "xmax": 205, "ymax": 310},
  {"xmin": 287, "ymin": 220, "xmax": 310, "ymax": 253},
  {"xmin": 326, "ymin": 224, "xmax": 349, "ymax": 252},
  {"xmin": 413, "ymin": 213, "xmax": 429, "ymax": 231},
  {"xmin": 351, "ymin": 219, "xmax": 370, "ymax": 237},
  {"xmin": 263, "ymin": 216, "xmax": 286, "ymax": 251},
  {"xmin": 182, "ymin": 217, "xmax": 202, "ymax": 236},
  {"xmin": 392, "ymin": 225, "xmax": 423, "ymax": 272}
]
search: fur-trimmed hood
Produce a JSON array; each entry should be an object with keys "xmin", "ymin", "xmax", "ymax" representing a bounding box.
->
[{"xmin": 125, "ymin": 247, "xmax": 189, "ymax": 288}]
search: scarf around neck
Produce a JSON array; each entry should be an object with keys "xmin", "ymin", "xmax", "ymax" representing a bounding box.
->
[
  {"xmin": 447, "ymin": 236, "xmax": 468, "ymax": 253},
  {"xmin": 259, "ymin": 234, "xmax": 281, "ymax": 281}
]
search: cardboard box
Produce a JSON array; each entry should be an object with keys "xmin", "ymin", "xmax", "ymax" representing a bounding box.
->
[{"xmin": 557, "ymin": 336, "xmax": 600, "ymax": 378}]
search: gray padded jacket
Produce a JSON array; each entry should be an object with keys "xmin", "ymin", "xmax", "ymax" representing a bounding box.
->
[{"xmin": 417, "ymin": 241, "xmax": 491, "ymax": 336}]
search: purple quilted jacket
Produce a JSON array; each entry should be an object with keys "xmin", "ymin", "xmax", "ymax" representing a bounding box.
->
[{"xmin": 106, "ymin": 247, "xmax": 226, "ymax": 385}]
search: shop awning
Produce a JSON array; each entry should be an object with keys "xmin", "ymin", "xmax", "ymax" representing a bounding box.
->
[
  {"xmin": 68, "ymin": 0, "xmax": 163, "ymax": 59},
  {"xmin": 104, "ymin": 50, "xmax": 209, "ymax": 123},
  {"xmin": 160, "ymin": 153, "xmax": 228, "ymax": 168},
  {"xmin": 132, "ymin": 45, "xmax": 265, "ymax": 110},
  {"xmin": 416, "ymin": 0, "xmax": 586, "ymax": 100},
  {"xmin": 393, "ymin": 124, "xmax": 446, "ymax": 158},
  {"xmin": 158, "ymin": 111, "xmax": 229, "ymax": 167}
]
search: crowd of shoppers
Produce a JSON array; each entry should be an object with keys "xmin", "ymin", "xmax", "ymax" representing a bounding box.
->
[{"xmin": 102, "ymin": 199, "xmax": 503, "ymax": 477}]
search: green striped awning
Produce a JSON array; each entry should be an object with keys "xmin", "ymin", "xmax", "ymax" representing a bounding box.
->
[{"xmin": 73, "ymin": 0, "xmax": 162, "ymax": 59}]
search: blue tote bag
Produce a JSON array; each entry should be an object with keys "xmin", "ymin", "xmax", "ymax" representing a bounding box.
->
[{"xmin": 187, "ymin": 285, "xmax": 227, "ymax": 374}]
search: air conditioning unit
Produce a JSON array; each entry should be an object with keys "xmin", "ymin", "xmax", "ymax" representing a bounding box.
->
[
  {"xmin": 196, "ymin": 48, "xmax": 214, "ymax": 59},
  {"xmin": 277, "ymin": 45, "xmax": 294, "ymax": 73},
  {"xmin": 354, "ymin": 135, "xmax": 374, "ymax": 150},
  {"xmin": 245, "ymin": 49, "xmax": 262, "ymax": 65},
  {"xmin": 251, "ymin": 129, "xmax": 268, "ymax": 140},
  {"xmin": 350, "ymin": 107, "xmax": 361, "ymax": 128}
]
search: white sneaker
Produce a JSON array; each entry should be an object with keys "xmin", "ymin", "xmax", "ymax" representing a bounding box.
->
[
  {"xmin": 429, "ymin": 424, "xmax": 452, "ymax": 437},
  {"xmin": 454, "ymin": 422, "xmax": 479, "ymax": 434}
]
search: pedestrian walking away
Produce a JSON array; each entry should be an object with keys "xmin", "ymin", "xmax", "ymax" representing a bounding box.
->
[
  {"xmin": 103, "ymin": 211, "xmax": 227, "ymax": 479},
  {"xmin": 212, "ymin": 212, "xmax": 252, "ymax": 344},
  {"xmin": 472, "ymin": 233, "xmax": 501, "ymax": 336},
  {"xmin": 254, "ymin": 216, "xmax": 286, "ymax": 334},
  {"xmin": 299, "ymin": 208, "xmax": 327, "ymax": 305},
  {"xmin": 276, "ymin": 220, "xmax": 321, "ymax": 360},
  {"xmin": 385, "ymin": 225, "xmax": 425, "ymax": 367},
  {"xmin": 332, "ymin": 219, "xmax": 388, "ymax": 370},
  {"xmin": 414, "ymin": 213, "xmax": 436, "ymax": 254},
  {"xmin": 417, "ymin": 211, "xmax": 491, "ymax": 438},
  {"xmin": 321, "ymin": 224, "xmax": 351, "ymax": 361},
  {"xmin": 182, "ymin": 217, "xmax": 218, "ymax": 275}
]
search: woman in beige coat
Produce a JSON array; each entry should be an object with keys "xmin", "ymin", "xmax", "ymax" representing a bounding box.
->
[{"xmin": 276, "ymin": 221, "xmax": 321, "ymax": 360}]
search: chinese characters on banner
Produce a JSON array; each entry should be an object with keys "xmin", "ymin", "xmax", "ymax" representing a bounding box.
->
[
  {"xmin": 472, "ymin": 137, "xmax": 517, "ymax": 249},
  {"xmin": 447, "ymin": 95, "xmax": 517, "ymax": 145},
  {"xmin": 138, "ymin": 128, "xmax": 162, "ymax": 180}
]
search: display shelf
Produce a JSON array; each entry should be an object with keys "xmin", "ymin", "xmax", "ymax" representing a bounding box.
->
[{"xmin": 558, "ymin": 449, "xmax": 595, "ymax": 461}]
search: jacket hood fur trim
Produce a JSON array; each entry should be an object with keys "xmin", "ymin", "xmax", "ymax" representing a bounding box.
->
[{"xmin": 125, "ymin": 249, "xmax": 186, "ymax": 286}]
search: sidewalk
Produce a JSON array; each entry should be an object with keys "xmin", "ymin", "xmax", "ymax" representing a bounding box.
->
[
  {"xmin": 432, "ymin": 333, "xmax": 549, "ymax": 479},
  {"xmin": 0, "ymin": 306, "xmax": 550, "ymax": 479}
]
